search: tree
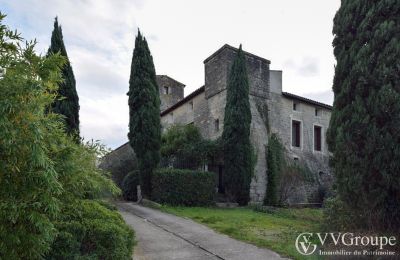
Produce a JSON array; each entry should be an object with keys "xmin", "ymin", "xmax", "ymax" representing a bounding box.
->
[
  {"xmin": 127, "ymin": 30, "xmax": 161, "ymax": 197},
  {"xmin": 48, "ymin": 17, "xmax": 80, "ymax": 138},
  {"xmin": 326, "ymin": 0, "xmax": 400, "ymax": 231},
  {"xmin": 222, "ymin": 45, "xmax": 253, "ymax": 205},
  {"xmin": 0, "ymin": 13, "xmax": 65, "ymax": 258},
  {"xmin": 0, "ymin": 14, "xmax": 134, "ymax": 258}
]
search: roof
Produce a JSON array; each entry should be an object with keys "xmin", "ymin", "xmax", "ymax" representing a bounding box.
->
[
  {"xmin": 160, "ymin": 86, "xmax": 205, "ymax": 116},
  {"xmin": 101, "ymin": 141, "xmax": 130, "ymax": 159},
  {"xmin": 282, "ymin": 92, "xmax": 332, "ymax": 110},
  {"xmin": 204, "ymin": 44, "xmax": 271, "ymax": 64},
  {"xmin": 156, "ymin": 75, "xmax": 186, "ymax": 88}
]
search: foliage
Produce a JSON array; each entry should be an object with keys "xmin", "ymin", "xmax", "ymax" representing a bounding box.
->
[
  {"xmin": 326, "ymin": 0, "xmax": 400, "ymax": 231},
  {"xmin": 322, "ymin": 197, "xmax": 360, "ymax": 232},
  {"xmin": 277, "ymin": 164, "xmax": 308, "ymax": 205},
  {"xmin": 264, "ymin": 134, "xmax": 284, "ymax": 206},
  {"xmin": 46, "ymin": 123, "xmax": 131, "ymax": 260},
  {"xmin": 122, "ymin": 170, "xmax": 140, "ymax": 201},
  {"xmin": 162, "ymin": 206, "xmax": 323, "ymax": 260},
  {"xmin": 0, "ymin": 13, "xmax": 65, "ymax": 259},
  {"xmin": 48, "ymin": 17, "xmax": 80, "ymax": 139},
  {"xmin": 222, "ymin": 45, "xmax": 253, "ymax": 205},
  {"xmin": 45, "ymin": 200, "xmax": 134, "ymax": 260},
  {"xmin": 0, "ymin": 14, "xmax": 133, "ymax": 259},
  {"xmin": 161, "ymin": 124, "xmax": 221, "ymax": 169},
  {"xmin": 152, "ymin": 168, "xmax": 216, "ymax": 206},
  {"xmin": 264, "ymin": 134, "xmax": 316, "ymax": 206},
  {"xmin": 50, "ymin": 137, "xmax": 120, "ymax": 203},
  {"xmin": 127, "ymin": 30, "xmax": 161, "ymax": 197}
]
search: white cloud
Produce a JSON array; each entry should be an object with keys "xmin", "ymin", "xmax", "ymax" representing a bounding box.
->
[
  {"xmin": 303, "ymin": 90, "xmax": 334, "ymax": 106},
  {"xmin": 80, "ymin": 95, "xmax": 129, "ymax": 149},
  {"xmin": 284, "ymin": 57, "xmax": 320, "ymax": 77}
]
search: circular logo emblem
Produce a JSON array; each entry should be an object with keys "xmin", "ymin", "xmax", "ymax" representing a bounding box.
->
[{"xmin": 295, "ymin": 232, "xmax": 317, "ymax": 255}]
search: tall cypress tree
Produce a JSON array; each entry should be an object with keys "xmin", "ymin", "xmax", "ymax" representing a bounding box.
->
[
  {"xmin": 327, "ymin": 0, "xmax": 400, "ymax": 231},
  {"xmin": 222, "ymin": 45, "xmax": 253, "ymax": 205},
  {"xmin": 48, "ymin": 17, "xmax": 80, "ymax": 138},
  {"xmin": 127, "ymin": 30, "xmax": 161, "ymax": 197}
]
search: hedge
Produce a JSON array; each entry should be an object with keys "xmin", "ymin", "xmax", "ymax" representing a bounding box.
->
[
  {"xmin": 46, "ymin": 200, "xmax": 135, "ymax": 260},
  {"xmin": 152, "ymin": 168, "xmax": 216, "ymax": 206}
]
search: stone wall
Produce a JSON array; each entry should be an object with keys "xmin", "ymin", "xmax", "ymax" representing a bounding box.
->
[
  {"xmin": 268, "ymin": 90, "xmax": 333, "ymax": 204},
  {"xmin": 99, "ymin": 142, "xmax": 137, "ymax": 187},
  {"xmin": 157, "ymin": 75, "xmax": 185, "ymax": 112},
  {"xmin": 160, "ymin": 91, "xmax": 206, "ymax": 132}
]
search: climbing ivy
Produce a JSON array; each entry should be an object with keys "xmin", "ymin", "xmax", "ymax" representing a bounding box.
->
[
  {"xmin": 264, "ymin": 134, "xmax": 316, "ymax": 206},
  {"xmin": 264, "ymin": 134, "xmax": 284, "ymax": 206}
]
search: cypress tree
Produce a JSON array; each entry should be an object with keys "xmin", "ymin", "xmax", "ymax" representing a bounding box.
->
[
  {"xmin": 264, "ymin": 134, "xmax": 284, "ymax": 206},
  {"xmin": 127, "ymin": 30, "xmax": 161, "ymax": 197},
  {"xmin": 48, "ymin": 17, "xmax": 80, "ymax": 138},
  {"xmin": 222, "ymin": 45, "xmax": 253, "ymax": 205},
  {"xmin": 327, "ymin": 0, "xmax": 400, "ymax": 231}
]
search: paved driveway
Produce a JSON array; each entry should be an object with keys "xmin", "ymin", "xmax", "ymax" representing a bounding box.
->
[{"xmin": 116, "ymin": 202, "xmax": 286, "ymax": 260}]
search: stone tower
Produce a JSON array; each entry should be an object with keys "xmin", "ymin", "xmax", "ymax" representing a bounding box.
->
[
  {"xmin": 202, "ymin": 44, "xmax": 271, "ymax": 202},
  {"xmin": 156, "ymin": 75, "xmax": 185, "ymax": 112}
]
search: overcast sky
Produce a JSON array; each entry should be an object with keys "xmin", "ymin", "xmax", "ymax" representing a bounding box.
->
[{"xmin": 1, "ymin": 0, "xmax": 341, "ymax": 149}]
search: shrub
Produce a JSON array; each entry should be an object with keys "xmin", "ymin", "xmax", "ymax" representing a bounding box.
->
[
  {"xmin": 264, "ymin": 134, "xmax": 318, "ymax": 206},
  {"xmin": 46, "ymin": 200, "xmax": 135, "ymax": 260},
  {"xmin": 152, "ymin": 168, "xmax": 216, "ymax": 206},
  {"xmin": 122, "ymin": 170, "xmax": 140, "ymax": 201},
  {"xmin": 0, "ymin": 14, "xmax": 66, "ymax": 258},
  {"xmin": 278, "ymin": 164, "xmax": 306, "ymax": 205},
  {"xmin": 0, "ymin": 13, "xmax": 134, "ymax": 259},
  {"xmin": 322, "ymin": 196, "xmax": 360, "ymax": 232},
  {"xmin": 161, "ymin": 124, "xmax": 221, "ymax": 170}
]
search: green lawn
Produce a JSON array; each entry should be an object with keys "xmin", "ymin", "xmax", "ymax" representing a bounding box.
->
[{"xmin": 162, "ymin": 206, "xmax": 324, "ymax": 260}]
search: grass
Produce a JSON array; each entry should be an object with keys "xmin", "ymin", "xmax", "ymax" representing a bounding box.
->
[{"xmin": 162, "ymin": 205, "xmax": 324, "ymax": 260}]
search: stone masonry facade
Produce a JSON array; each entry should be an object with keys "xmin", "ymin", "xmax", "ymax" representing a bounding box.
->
[{"xmin": 102, "ymin": 44, "xmax": 333, "ymax": 204}]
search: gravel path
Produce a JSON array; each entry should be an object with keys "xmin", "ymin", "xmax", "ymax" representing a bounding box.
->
[{"xmin": 116, "ymin": 201, "xmax": 286, "ymax": 260}]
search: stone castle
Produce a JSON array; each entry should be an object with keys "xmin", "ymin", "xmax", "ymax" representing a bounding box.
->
[{"xmin": 101, "ymin": 44, "xmax": 333, "ymax": 204}]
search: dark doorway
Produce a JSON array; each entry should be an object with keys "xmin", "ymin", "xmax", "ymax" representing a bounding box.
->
[{"xmin": 218, "ymin": 165, "xmax": 225, "ymax": 194}]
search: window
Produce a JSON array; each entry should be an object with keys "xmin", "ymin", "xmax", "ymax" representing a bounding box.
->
[
  {"xmin": 293, "ymin": 102, "xmax": 298, "ymax": 111},
  {"xmin": 292, "ymin": 120, "xmax": 301, "ymax": 147},
  {"xmin": 163, "ymin": 86, "xmax": 169, "ymax": 95},
  {"xmin": 214, "ymin": 119, "xmax": 219, "ymax": 132},
  {"xmin": 189, "ymin": 101, "xmax": 194, "ymax": 110},
  {"xmin": 314, "ymin": 125, "xmax": 322, "ymax": 151},
  {"xmin": 315, "ymin": 108, "xmax": 320, "ymax": 117}
]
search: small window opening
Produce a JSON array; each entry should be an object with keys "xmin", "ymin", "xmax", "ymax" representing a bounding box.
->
[
  {"xmin": 214, "ymin": 119, "xmax": 220, "ymax": 132},
  {"xmin": 163, "ymin": 86, "xmax": 169, "ymax": 95},
  {"xmin": 314, "ymin": 125, "xmax": 322, "ymax": 151},
  {"xmin": 315, "ymin": 108, "xmax": 320, "ymax": 116},
  {"xmin": 292, "ymin": 120, "xmax": 301, "ymax": 147},
  {"xmin": 293, "ymin": 102, "xmax": 298, "ymax": 111},
  {"xmin": 189, "ymin": 101, "xmax": 194, "ymax": 110}
]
